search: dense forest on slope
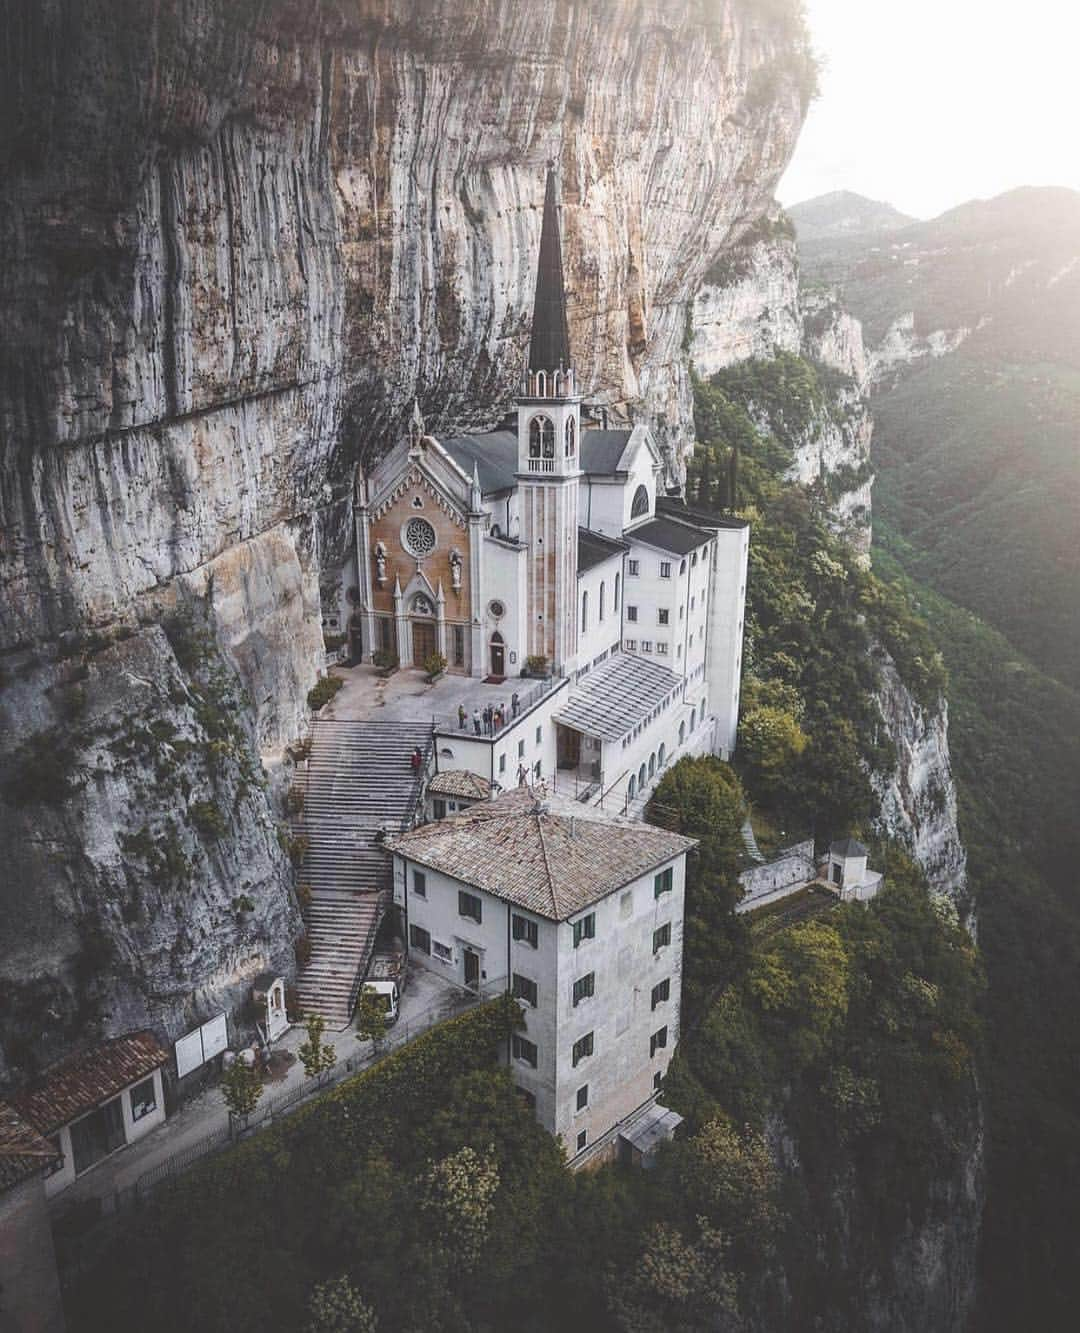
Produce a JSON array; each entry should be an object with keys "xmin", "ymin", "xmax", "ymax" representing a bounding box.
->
[
  {"xmin": 873, "ymin": 533, "xmax": 1080, "ymax": 1332},
  {"xmin": 798, "ymin": 187, "xmax": 1080, "ymax": 692}
]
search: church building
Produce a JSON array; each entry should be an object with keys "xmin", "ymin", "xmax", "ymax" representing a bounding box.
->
[{"xmin": 340, "ymin": 170, "xmax": 749, "ymax": 814}]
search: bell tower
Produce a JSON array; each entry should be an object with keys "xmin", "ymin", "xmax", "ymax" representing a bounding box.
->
[{"xmin": 517, "ymin": 167, "xmax": 581, "ymax": 674}]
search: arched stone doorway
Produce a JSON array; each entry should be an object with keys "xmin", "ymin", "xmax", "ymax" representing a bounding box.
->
[
  {"xmin": 410, "ymin": 593, "xmax": 436, "ymax": 667},
  {"xmin": 489, "ymin": 631, "xmax": 506, "ymax": 678}
]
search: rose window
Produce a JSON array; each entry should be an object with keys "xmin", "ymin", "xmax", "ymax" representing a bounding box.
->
[{"xmin": 404, "ymin": 516, "xmax": 436, "ymax": 558}]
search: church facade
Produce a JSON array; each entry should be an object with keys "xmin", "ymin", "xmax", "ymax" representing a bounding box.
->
[{"xmin": 339, "ymin": 171, "xmax": 749, "ymax": 812}]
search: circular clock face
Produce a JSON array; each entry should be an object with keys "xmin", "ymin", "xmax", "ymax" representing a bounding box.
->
[
  {"xmin": 403, "ymin": 516, "xmax": 436, "ymax": 558},
  {"xmin": 488, "ymin": 600, "xmax": 506, "ymax": 620}
]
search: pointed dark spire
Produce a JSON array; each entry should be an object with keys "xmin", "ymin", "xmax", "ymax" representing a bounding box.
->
[{"xmin": 528, "ymin": 167, "xmax": 572, "ymax": 376}]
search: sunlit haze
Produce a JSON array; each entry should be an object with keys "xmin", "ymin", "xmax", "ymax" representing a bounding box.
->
[{"xmin": 778, "ymin": 0, "xmax": 1080, "ymax": 219}]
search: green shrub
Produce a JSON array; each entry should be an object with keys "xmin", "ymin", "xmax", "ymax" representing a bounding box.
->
[
  {"xmin": 524, "ymin": 654, "xmax": 549, "ymax": 677},
  {"xmin": 307, "ymin": 675, "xmax": 344, "ymax": 711},
  {"xmin": 372, "ymin": 650, "xmax": 398, "ymax": 672},
  {"xmin": 190, "ymin": 800, "xmax": 227, "ymax": 838},
  {"xmin": 423, "ymin": 652, "xmax": 447, "ymax": 679}
]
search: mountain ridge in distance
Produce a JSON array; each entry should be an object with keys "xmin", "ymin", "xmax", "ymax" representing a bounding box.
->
[{"xmin": 787, "ymin": 188, "xmax": 916, "ymax": 240}]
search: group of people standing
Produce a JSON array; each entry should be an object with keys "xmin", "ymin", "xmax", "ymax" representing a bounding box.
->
[{"xmin": 457, "ymin": 692, "xmax": 521, "ymax": 736}]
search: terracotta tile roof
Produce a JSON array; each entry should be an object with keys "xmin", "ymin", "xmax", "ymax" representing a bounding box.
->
[
  {"xmin": 387, "ymin": 786, "xmax": 696, "ymax": 921},
  {"xmin": 0, "ymin": 1101, "xmax": 60, "ymax": 1192},
  {"xmin": 428, "ymin": 770, "xmax": 492, "ymax": 800},
  {"xmin": 11, "ymin": 1032, "xmax": 169, "ymax": 1137}
]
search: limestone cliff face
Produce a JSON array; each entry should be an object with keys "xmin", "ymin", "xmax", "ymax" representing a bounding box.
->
[
  {"xmin": 0, "ymin": 2, "xmax": 807, "ymax": 1079},
  {"xmin": 689, "ymin": 209, "xmax": 965, "ymax": 897}
]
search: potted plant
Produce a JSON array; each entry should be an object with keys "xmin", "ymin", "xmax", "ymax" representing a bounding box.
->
[
  {"xmin": 372, "ymin": 649, "xmax": 399, "ymax": 678},
  {"xmin": 423, "ymin": 651, "xmax": 447, "ymax": 683}
]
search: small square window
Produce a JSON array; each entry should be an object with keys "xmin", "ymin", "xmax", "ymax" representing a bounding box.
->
[
  {"xmin": 458, "ymin": 890, "xmax": 482, "ymax": 924},
  {"xmin": 576, "ymin": 1083, "xmax": 589, "ymax": 1111},
  {"xmin": 625, "ymin": 638, "xmax": 637, "ymax": 651},
  {"xmin": 654, "ymin": 867, "xmax": 673, "ymax": 899},
  {"xmin": 513, "ymin": 914, "xmax": 539, "ymax": 948},
  {"xmin": 410, "ymin": 924, "xmax": 431, "ymax": 955},
  {"xmin": 576, "ymin": 1129, "xmax": 588, "ymax": 1152},
  {"xmin": 651, "ymin": 978, "xmax": 671, "ymax": 1010},
  {"xmin": 572, "ymin": 1032, "xmax": 594, "ymax": 1067},
  {"xmin": 657, "ymin": 642, "xmax": 668, "ymax": 655},
  {"xmin": 572, "ymin": 972, "xmax": 595, "ymax": 1006},
  {"xmin": 653, "ymin": 923, "xmax": 671, "ymax": 954},
  {"xmin": 650, "ymin": 1026, "xmax": 669, "ymax": 1058},
  {"xmin": 660, "ymin": 562, "xmax": 672, "ymax": 579},
  {"xmin": 572, "ymin": 914, "xmax": 596, "ymax": 948},
  {"xmin": 413, "ymin": 869, "xmax": 427, "ymax": 897},
  {"xmin": 626, "ymin": 606, "xmax": 638, "ymax": 623},
  {"xmin": 512, "ymin": 973, "xmax": 538, "ymax": 1006},
  {"xmin": 433, "ymin": 940, "xmax": 453, "ymax": 963},
  {"xmin": 512, "ymin": 1034, "xmax": 538, "ymax": 1068},
  {"xmin": 130, "ymin": 1077, "xmax": 157, "ymax": 1122}
]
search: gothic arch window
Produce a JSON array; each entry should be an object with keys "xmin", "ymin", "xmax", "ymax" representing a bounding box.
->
[
  {"xmin": 614, "ymin": 572, "xmax": 621, "ymax": 612},
  {"xmin": 565, "ymin": 416, "xmax": 576, "ymax": 458},
  {"xmin": 581, "ymin": 589, "xmax": 589, "ymax": 634},
  {"xmin": 649, "ymin": 753, "xmax": 656, "ymax": 779},
  {"xmin": 638, "ymin": 763, "xmax": 647, "ymax": 788},
  {"xmin": 529, "ymin": 415, "xmax": 555, "ymax": 459},
  {"xmin": 599, "ymin": 581, "xmax": 605, "ymax": 623},
  {"xmin": 659, "ymin": 743, "xmax": 666, "ymax": 767},
  {"xmin": 630, "ymin": 485, "xmax": 650, "ymax": 519},
  {"xmin": 536, "ymin": 370, "xmax": 547, "ymax": 397}
]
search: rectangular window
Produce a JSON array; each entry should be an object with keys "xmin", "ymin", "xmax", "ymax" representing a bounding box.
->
[
  {"xmin": 640, "ymin": 640, "xmax": 652, "ymax": 653},
  {"xmin": 518, "ymin": 739, "xmax": 526, "ymax": 758},
  {"xmin": 513, "ymin": 914, "xmax": 539, "ymax": 948},
  {"xmin": 572, "ymin": 914, "xmax": 596, "ymax": 948},
  {"xmin": 653, "ymin": 1069, "xmax": 663, "ymax": 1090},
  {"xmin": 458, "ymin": 890, "xmax": 482, "ymax": 924},
  {"xmin": 452, "ymin": 624, "xmax": 465, "ymax": 668},
  {"xmin": 654, "ymin": 867, "xmax": 673, "ymax": 899},
  {"xmin": 651, "ymin": 978, "xmax": 671, "ymax": 1010},
  {"xmin": 512, "ymin": 973, "xmax": 538, "ymax": 1006},
  {"xmin": 653, "ymin": 923, "xmax": 671, "ymax": 953},
  {"xmin": 657, "ymin": 641, "xmax": 669, "ymax": 655},
  {"xmin": 626, "ymin": 605, "xmax": 638, "ymax": 622},
  {"xmin": 512, "ymin": 1034, "xmax": 538, "ymax": 1068},
  {"xmin": 533, "ymin": 760, "xmax": 542, "ymax": 780},
  {"xmin": 576, "ymin": 1084, "xmax": 589, "ymax": 1111},
  {"xmin": 536, "ymin": 725, "xmax": 542, "ymax": 744},
  {"xmin": 433, "ymin": 940, "xmax": 452, "ymax": 963},
  {"xmin": 576, "ymin": 1129, "xmax": 588, "ymax": 1152},
  {"xmin": 620, "ymin": 889, "xmax": 633, "ymax": 918},
  {"xmin": 499, "ymin": 753, "xmax": 507, "ymax": 774},
  {"xmin": 410, "ymin": 924, "xmax": 431, "ymax": 955},
  {"xmin": 572, "ymin": 972, "xmax": 595, "ymax": 1006},
  {"xmin": 414, "ymin": 869, "xmax": 427, "ymax": 897},
  {"xmin": 572, "ymin": 1032, "xmax": 594, "ymax": 1067},
  {"xmin": 650, "ymin": 1026, "xmax": 669, "ymax": 1058},
  {"xmin": 129, "ymin": 1077, "xmax": 157, "ymax": 1122},
  {"xmin": 627, "ymin": 559, "xmax": 639, "ymax": 576},
  {"xmin": 624, "ymin": 638, "xmax": 637, "ymax": 651},
  {"xmin": 660, "ymin": 562, "xmax": 672, "ymax": 579},
  {"xmin": 433, "ymin": 799, "xmax": 446, "ymax": 820},
  {"xmin": 658, "ymin": 608, "xmax": 670, "ymax": 625}
]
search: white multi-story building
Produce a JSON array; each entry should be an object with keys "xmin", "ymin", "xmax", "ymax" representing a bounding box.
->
[
  {"xmin": 387, "ymin": 787, "xmax": 696, "ymax": 1159},
  {"xmin": 338, "ymin": 168, "xmax": 749, "ymax": 814}
]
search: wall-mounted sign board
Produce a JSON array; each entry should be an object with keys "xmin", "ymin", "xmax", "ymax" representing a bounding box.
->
[{"xmin": 175, "ymin": 1013, "xmax": 229, "ymax": 1079}]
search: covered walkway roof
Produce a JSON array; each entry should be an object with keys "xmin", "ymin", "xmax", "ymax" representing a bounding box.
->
[{"xmin": 553, "ymin": 653, "xmax": 683, "ymax": 743}]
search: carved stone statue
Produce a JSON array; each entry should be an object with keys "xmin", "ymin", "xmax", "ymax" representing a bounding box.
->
[
  {"xmin": 373, "ymin": 541, "xmax": 387, "ymax": 585},
  {"xmin": 408, "ymin": 398, "xmax": 425, "ymax": 451},
  {"xmin": 449, "ymin": 548, "xmax": 463, "ymax": 591}
]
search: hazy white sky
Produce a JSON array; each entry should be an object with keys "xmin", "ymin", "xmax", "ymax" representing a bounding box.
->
[{"xmin": 777, "ymin": 0, "xmax": 1080, "ymax": 219}]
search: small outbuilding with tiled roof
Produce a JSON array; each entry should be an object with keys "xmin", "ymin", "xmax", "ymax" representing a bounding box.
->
[
  {"xmin": 12, "ymin": 1031, "xmax": 169, "ymax": 1197},
  {"xmin": 386, "ymin": 786, "xmax": 695, "ymax": 1158},
  {"xmin": 426, "ymin": 768, "xmax": 493, "ymax": 822}
]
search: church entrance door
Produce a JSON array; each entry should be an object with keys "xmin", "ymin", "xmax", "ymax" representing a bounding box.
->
[
  {"xmin": 412, "ymin": 621, "xmax": 436, "ymax": 667},
  {"xmin": 489, "ymin": 633, "xmax": 505, "ymax": 678}
]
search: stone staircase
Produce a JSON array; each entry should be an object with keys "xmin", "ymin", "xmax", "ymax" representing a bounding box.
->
[
  {"xmin": 740, "ymin": 817, "xmax": 766, "ymax": 864},
  {"xmin": 292, "ymin": 718, "xmax": 433, "ymax": 1028}
]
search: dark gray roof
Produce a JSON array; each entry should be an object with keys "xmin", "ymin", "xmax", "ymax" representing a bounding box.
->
[
  {"xmin": 440, "ymin": 430, "xmax": 519, "ymax": 495},
  {"xmin": 832, "ymin": 837, "xmax": 868, "ymax": 857},
  {"xmin": 578, "ymin": 527, "xmax": 628, "ymax": 575},
  {"xmin": 554, "ymin": 652, "xmax": 684, "ymax": 742},
  {"xmin": 581, "ymin": 429, "xmax": 632, "ymax": 474},
  {"xmin": 656, "ymin": 496, "xmax": 750, "ymax": 531},
  {"xmin": 627, "ymin": 516, "xmax": 713, "ymax": 556},
  {"xmin": 529, "ymin": 169, "xmax": 572, "ymax": 375}
]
